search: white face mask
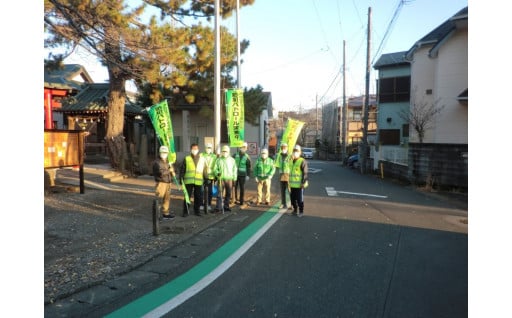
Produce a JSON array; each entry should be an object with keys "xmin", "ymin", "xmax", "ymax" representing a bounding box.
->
[
  {"xmin": 292, "ymin": 151, "xmax": 300, "ymax": 158},
  {"xmin": 160, "ymin": 153, "xmax": 168, "ymax": 160},
  {"xmin": 261, "ymin": 154, "xmax": 268, "ymax": 159},
  {"xmin": 206, "ymin": 148, "xmax": 212, "ymax": 154},
  {"xmin": 191, "ymin": 149, "xmax": 199, "ymax": 156},
  {"xmin": 281, "ymin": 149, "xmax": 287, "ymax": 154}
]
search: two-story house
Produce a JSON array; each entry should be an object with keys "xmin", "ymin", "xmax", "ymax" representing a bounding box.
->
[{"xmin": 373, "ymin": 6, "xmax": 468, "ymax": 190}]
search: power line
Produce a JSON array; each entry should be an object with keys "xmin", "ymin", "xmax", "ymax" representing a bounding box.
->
[{"xmin": 371, "ymin": 0, "xmax": 412, "ymax": 65}]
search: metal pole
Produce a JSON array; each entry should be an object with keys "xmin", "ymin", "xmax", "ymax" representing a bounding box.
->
[
  {"xmin": 236, "ymin": 0, "xmax": 241, "ymax": 88},
  {"xmin": 361, "ymin": 7, "xmax": 371, "ymax": 174},
  {"xmin": 341, "ymin": 40, "xmax": 347, "ymax": 164},
  {"xmin": 214, "ymin": 0, "xmax": 221, "ymax": 152}
]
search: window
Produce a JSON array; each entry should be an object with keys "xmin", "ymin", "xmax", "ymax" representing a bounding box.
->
[
  {"xmin": 402, "ymin": 124, "xmax": 409, "ymax": 137},
  {"xmin": 379, "ymin": 129, "xmax": 400, "ymax": 145},
  {"xmin": 378, "ymin": 76, "xmax": 410, "ymax": 103}
]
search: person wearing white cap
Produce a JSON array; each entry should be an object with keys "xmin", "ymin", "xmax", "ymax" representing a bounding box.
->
[
  {"xmin": 233, "ymin": 141, "xmax": 252, "ymax": 207},
  {"xmin": 274, "ymin": 141, "xmax": 292, "ymax": 210},
  {"xmin": 152, "ymin": 145, "xmax": 176, "ymax": 220},
  {"xmin": 254, "ymin": 148, "xmax": 275, "ymax": 205},
  {"xmin": 289, "ymin": 144, "xmax": 309, "ymax": 217},
  {"xmin": 213, "ymin": 145, "xmax": 237, "ymax": 212},
  {"xmin": 201, "ymin": 143, "xmax": 217, "ymax": 212}
]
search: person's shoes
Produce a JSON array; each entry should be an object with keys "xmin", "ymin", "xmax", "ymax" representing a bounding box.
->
[
  {"xmin": 292, "ymin": 209, "xmax": 298, "ymax": 216},
  {"xmin": 182, "ymin": 211, "xmax": 189, "ymax": 217},
  {"xmin": 298, "ymin": 212, "xmax": 304, "ymax": 218},
  {"xmin": 200, "ymin": 205, "xmax": 204, "ymax": 211},
  {"xmin": 279, "ymin": 204, "xmax": 286, "ymax": 209},
  {"xmin": 195, "ymin": 212, "xmax": 202, "ymax": 217},
  {"xmin": 162, "ymin": 214, "xmax": 175, "ymax": 220},
  {"xmin": 287, "ymin": 206, "xmax": 293, "ymax": 210},
  {"xmin": 257, "ymin": 202, "xmax": 262, "ymax": 205},
  {"xmin": 264, "ymin": 202, "xmax": 269, "ymax": 205},
  {"xmin": 225, "ymin": 207, "xmax": 231, "ymax": 212},
  {"xmin": 207, "ymin": 205, "xmax": 213, "ymax": 212}
]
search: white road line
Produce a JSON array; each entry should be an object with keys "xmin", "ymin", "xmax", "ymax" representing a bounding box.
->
[
  {"xmin": 143, "ymin": 211, "xmax": 284, "ymax": 318},
  {"xmin": 325, "ymin": 187, "xmax": 388, "ymax": 199}
]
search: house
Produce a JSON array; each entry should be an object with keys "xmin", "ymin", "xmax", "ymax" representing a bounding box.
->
[
  {"xmin": 167, "ymin": 91, "xmax": 273, "ymax": 162},
  {"xmin": 372, "ymin": 6, "xmax": 468, "ymax": 189},
  {"xmin": 320, "ymin": 95, "xmax": 377, "ymax": 160},
  {"xmin": 44, "ymin": 64, "xmax": 94, "ymax": 129},
  {"xmin": 372, "ymin": 51, "xmax": 411, "ymax": 169},
  {"xmin": 56, "ymin": 82, "xmax": 146, "ymax": 159}
]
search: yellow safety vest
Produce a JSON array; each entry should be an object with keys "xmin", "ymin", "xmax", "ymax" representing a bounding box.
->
[
  {"xmin": 184, "ymin": 155, "xmax": 205, "ymax": 185},
  {"xmin": 289, "ymin": 157, "xmax": 304, "ymax": 188}
]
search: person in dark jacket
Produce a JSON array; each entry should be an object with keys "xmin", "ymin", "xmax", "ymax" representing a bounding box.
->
[
  {"xmin": 179, "ymin": 143, "xmax": 207, "ymax": 217},
  {"xmin": 233, "ymin": 142, "xmax": 252, "ymax": 206},
  {"xmin": 289, "ymin": 145, "xmax": 309, "ymax": 217},
  {"xmin": 152, "ymin": 146, "xmax": 176, "ymax": 220}
]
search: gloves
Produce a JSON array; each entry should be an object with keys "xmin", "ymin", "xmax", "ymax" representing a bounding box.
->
[
  {"xmin": 245, "ymin": 176, "xmax": 249, "ymax": 181},
  {"xmin": 302, "ymin": 181, "xmax": 309, "ymax": 189},
  {"xmin": 255, "ymin": 177, "xmax": 259, "ymax": 183}
]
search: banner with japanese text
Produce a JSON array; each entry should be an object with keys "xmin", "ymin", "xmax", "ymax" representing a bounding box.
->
[
  {"xmin": 147, "ymin": 99, "xmax": 177, "ymax": 163},
  {"xmin": 225, "ymin": 89, "xmax": 245, "ymax": 147},
  {"xmin": 281, "ymin": 118, "xmax": 305, "ymax": 151}
]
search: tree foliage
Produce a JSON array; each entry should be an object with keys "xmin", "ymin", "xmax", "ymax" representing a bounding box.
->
[
  {"xmin": 243, "ymin": 84, "xmax": 268, "ymax": 125},
  {"xmin": 44, "ymin": 0, "xmax": 254, "ymax": 170}
]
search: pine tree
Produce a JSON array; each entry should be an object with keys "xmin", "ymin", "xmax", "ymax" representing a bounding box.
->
[{"xmin": 44, "ymin": 0, "xmax": 255, "ymax": 169}]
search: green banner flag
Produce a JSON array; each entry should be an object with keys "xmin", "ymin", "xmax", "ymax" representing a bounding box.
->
[
  {"xmin": 225, "ymin": 89, "xmax": 245, "ymax": 147},
  {"xmin": 181, "ymin": 178, "xmax": 191, "ymax": 204},
  {"xmin": 281, "ymin": 118, "xmax": 305, "ymax": 151},
  {"xmin": 147, "ymin": 100, "xmax": 176, "ymax": 163}
]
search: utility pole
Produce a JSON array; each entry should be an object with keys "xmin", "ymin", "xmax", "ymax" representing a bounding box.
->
[
  {"xmin": 341, "ymin": 40, "xmax": 347, "ymax": 164},
  {"xmin": 236, "ymin": 0, "xmax": 241, "ymax": 88},
  {"xmin": 315, "ymin": 93, "xmax": 318, "ymax": 143},
  {"xmin": 214, "ymin": 0, "xmax": 221, "ymax": 152},
  {"xmin": 361, "ymin": 7, "xmax": 371, "ymax": 174}
]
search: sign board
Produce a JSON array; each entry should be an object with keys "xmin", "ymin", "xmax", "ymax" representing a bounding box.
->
[
  {"xmin": 247, "ymin": 142, "xmax": 258, "ymax": 156},
  {"xmin": 44, "ymin": 130, "xmax": 85, "ymax": 169}
]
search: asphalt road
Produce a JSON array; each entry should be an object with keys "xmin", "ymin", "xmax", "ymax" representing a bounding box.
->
[
  {"xmin": 98, "ymin": 160, "xmax": 467, "ymax": 317},
  {"xmin": 159, "ymin": 160, "xmax": 467, "ymax": 318}
]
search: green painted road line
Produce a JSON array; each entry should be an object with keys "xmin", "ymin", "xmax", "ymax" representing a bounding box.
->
[{"xmin": 106, "ymin": 205, "xmax": 282, "ymax": 318}]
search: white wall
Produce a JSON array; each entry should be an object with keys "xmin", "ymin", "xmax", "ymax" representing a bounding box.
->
[{"xmin": 410, "ymin": 27, "xmax": 467, "ymax": 144}]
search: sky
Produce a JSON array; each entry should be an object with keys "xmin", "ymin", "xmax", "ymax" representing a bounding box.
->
[{"xmin": 64, "ymin": 0, "xmax": 469, "ymax": 114}]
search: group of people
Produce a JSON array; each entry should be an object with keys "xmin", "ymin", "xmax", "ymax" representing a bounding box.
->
[
  {"xmin": 152, "ymin": 142, "xmax": 253, "ymax": 218},
  {"xmin": 152, "ymin": 141, "xmax": 309, "ymax": 219}
]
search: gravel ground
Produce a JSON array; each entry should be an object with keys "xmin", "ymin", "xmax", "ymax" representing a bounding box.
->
[{"xmin": 44, "ymin": 171, "xmax": 235, "ymax": 305}]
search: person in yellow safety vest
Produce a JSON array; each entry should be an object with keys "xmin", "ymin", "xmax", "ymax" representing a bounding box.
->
[
  {"xmin": 179, "ymin": 143, "xmax": 207, "ymax": 217},
  {"xmin": 274, "ymin": 142, "xmax": 292, "ymax": 210},
  {"xmin": 254, "ymin": 148, "xmax": 275, "ymax": 205},
  {"xmin": 213, "ymin": 145, "xmax": 237, "ymax": 212},
  {"xmin": 289, "ymin": 144, "xmax": 309, "ymax": 217},
  {"xmin": 233, "ymin": 142, "xmax": 252, "ymax": 206},
  {"xmin": 201, "ymin": 143, "xmax": 217, "ymax": 212},
  {"xmin": 152, "ymin": 145, "xmax": 177, "ymax": 220}
]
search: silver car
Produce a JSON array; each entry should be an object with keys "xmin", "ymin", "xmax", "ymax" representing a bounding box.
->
[{"xmin": 302, "ymin": 148, "xmax": 314, "ymax": 159}]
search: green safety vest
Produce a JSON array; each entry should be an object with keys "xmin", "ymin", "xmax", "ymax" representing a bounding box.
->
[
  {"xmin": 289, "ymin": 157, "xmax": 305, "ymax": 188},
  {"xmin": 234, "ymin": 152, "xmax": 249, "ymax": 175},
  {"xmin": 201, "ymin": 152, "xmax": 217, "ymax": 179},
  {"xmin": 184, "ymin": 155, "xmax": 205, "ymax": 185},
  {"xmin": 214, "ymin": 156, "xmax": 237, "ymax": 180},
  {"xmin": 255, "ymin": 157, "xmax": 275, "ymax": 179},
  {"xmin": 275, "ymin": 153, "xmax": 291, "ymax": 174}
]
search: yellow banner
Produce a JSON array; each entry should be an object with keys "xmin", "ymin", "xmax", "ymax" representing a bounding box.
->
[{"xmin": 281, "ymin": 118, "xmax": 304, "ymax": 151}]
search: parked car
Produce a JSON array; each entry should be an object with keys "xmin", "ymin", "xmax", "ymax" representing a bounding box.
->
[
  {"xmin": 302, "ymin": 148, "xmax": 314, "ymax": 159},
  {"xmin": 347, "ymin": 153, "xmax": 359, "ymax": 168}
]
